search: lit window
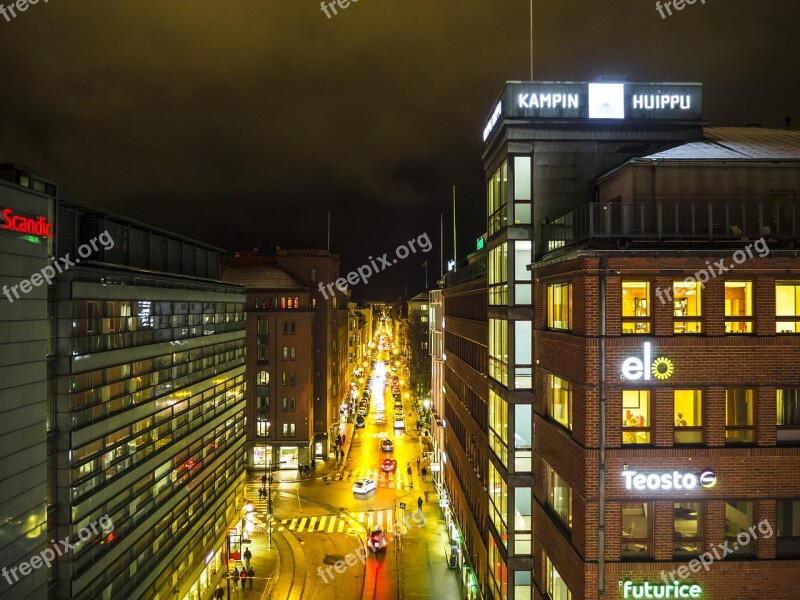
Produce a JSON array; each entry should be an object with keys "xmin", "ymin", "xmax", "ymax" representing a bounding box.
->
[
  {"xmin": 489, "ymin": 243, "xmax": 508, "ymax": 306},
  {"xmin": 256, "ymin": 418, "xmax": 270, "ymax": 437},
  {"xmin": 547, "ymin": 283, "xmax": 572, "ymax": 330},
  {"xmin": 282, "ymin": 422, "xmax": 296, "ymax": 437},
  {"xmin": 546, "ymin": 556, "xmax": 571, "ymax": 600},
  {"xmin": 777, "ymin": 389, "xmax": 800, "ymax": 444},
  {"xmin": 488, "ymin": 161, "xmax": 508, "ymax": 236},
  {"xmin": 725, "ymin": 281, "xmax": 753, "ymax": 333},
  {"xmin": 673, "ymin": 502, "xmax": 703, "ymax": 557},
  {"xmin": 725, "ymin": 501, "xmax": 755, "ymax": 555},
  {"xmin": 621, "ymin": 281, "xmax": 650, "ymax": 334},
  {"xmin": 548, "ymin": 374, "xmax": 572, "ymax": 431},
  {"xmin": 725, "ymin": 389, "xmax": 755, "ymax": 443},
  {"xmin": 623, "ymin": 390, "xmax": 650, "ymax": 444},
  {"xmin": 488, "ymin": 389, "xmax": 508, "ymax": 466},
  {"xmin": 776, "ymin": 282, "xmax": 800, "ymax": 333},
  {"xmin": 622, "ymin": 502, "xmax": 652, "ymax": 558},
  {"xmin": 672, "ymin": 281, "xmax": 702, "ymax": 333},
  {"xmin": 545, "ymin": 461, "xmax": 572, "ymax": 530},
  {"xmin": 674, "ymin": 390, "xmax": 703, "ymax": 444}
]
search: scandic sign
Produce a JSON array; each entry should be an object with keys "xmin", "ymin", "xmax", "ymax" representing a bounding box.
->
[{"xmin": 1, "ymin": 208, "xmax": 53, "ymax": 238}]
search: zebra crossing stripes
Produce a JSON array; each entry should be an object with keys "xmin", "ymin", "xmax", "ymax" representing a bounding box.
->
[
  {"xmin": 276, "ymin": 509, "xmax": 396, "ymax": 534},
  {"xmin": 320, "ymin": 470, "xmax": 412, "ymax": 490}
]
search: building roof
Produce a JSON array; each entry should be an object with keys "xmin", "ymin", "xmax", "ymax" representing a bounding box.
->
[
  {"xmin": 643, "ymin": 127, "xmax": 800, "ymax": 160},
  {"xmin": 220, "ymin": 264, "xmax": 306, "ymax": 290}
]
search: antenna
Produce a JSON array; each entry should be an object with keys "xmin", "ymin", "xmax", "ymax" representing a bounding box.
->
[
  {"xmin": 327, "ymin": 210, "xmax": 331, "ymax": 251},
  {"xmin": 530, "ymin": 0, "xmax": 533, "ymax": 80},
  {"xmin": 452, "ymin": 185, "xmax": 457, "ymax": 272}
]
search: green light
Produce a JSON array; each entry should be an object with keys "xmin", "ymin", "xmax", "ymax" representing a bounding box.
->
[
  {"xmin": 476, "ymin": 236, "xmax": 485, "ymax": 250},
  {"xmin": 23, "ymin": 235, "xmax": 41, "ymax": 244}
]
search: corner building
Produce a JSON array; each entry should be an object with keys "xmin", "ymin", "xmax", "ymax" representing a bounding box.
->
[{"xmin": 481, "ymin": 81, "xmax": 800, "ymax": 599}]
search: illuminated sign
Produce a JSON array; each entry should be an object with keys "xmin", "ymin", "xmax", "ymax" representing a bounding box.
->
[
  {"xmin": 622, "ymin": 581, "xmax": 702, "ymax": 599},
  {"xmin": 622, "ymin": 469, "xmax": 716, "ymax": 491},
  {"xmin": 621, "ymin": 342, "xmax": 674, "ymax": 381},
  {"xmin": 484, "ymin": 82, "xmax": 702, "ymax": 130},
  {"xmin": 482, "ymin": 101, "xmax": 503, "ymax": 142},
  {"xmin": 1, "ymin": 208, "xmax": 53, "ymax": 238}
]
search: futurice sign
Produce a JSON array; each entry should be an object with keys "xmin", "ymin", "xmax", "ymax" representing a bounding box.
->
[{"xmin": 482, "ymin": 81, "xmax": 702, "ymax": 140}]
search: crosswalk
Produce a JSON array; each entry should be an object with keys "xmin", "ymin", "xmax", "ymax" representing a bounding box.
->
[
  {"xmin": 275, "ymin": 509, "xmax": 399, "ymax": 534},
  {"xmin": 321, "ymin": 469, "xmax": 413, "ymax": 490}
]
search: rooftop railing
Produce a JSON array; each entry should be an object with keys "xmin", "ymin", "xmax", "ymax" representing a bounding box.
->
[{"xmin": 541, "ymin": 201, "xmax": 800, "ymax": 255}]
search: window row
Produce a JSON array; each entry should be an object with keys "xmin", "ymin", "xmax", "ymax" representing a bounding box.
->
[
  {"xmin": 546, "ymin": 377, "xmax": 800, "ymax": 445},
  {"xmin": 546, "ymin": 281, "xmax": 800, "ymax": 334},
  {"xmin": 254, "ymin": 296, "xmax": 308, "ymax": 310}
]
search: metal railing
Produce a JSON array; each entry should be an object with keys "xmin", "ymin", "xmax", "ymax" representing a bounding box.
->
[{"xmin": 542, "ymin": 201, "xmax": 800, "ymax": 254}]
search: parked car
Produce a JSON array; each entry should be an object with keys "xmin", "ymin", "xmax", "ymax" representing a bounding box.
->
[{"xmin": 353, "ymin": 479, "xmax": 377, "ymax": 494}]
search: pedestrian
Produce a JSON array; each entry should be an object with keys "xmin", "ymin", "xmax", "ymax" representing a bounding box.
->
[
  {"xmin": 342, "ymin": 434, "xmax": 346, "ymax": 445},
  {"xmin": 233, "ymin": 567, "xmax": 240, "ymax": 590},
  {"xmin": 421, "ymin": 466, "xmax": 427, "ymax": 482},
  {"xmin": 215, "ymin": 585, "xmax": 224, "ymax": 599},
  {"xmin": 248, "ymin": 567, "xmax": 255, "ymax": 590},
  {"xmin": 417, "ymin": 496, "xmax": 423, "ymax": 512},
  {"xmin": 407, "ymin": 465, "xmax": 412, "ymax": 477},
  {"xmin": 240, "ymin": 566, "xmax": 247, "ymax": 589},
  {"xmin": 416, "ymin": 457, "xmax": 420, "ymax": 469},
  {"xmin": 244, "ymin": 547, "xmax": 252, "ymax": 569},
  {"xmin": 261, "ymin": 474, "xmax": 267, "ymax": 486}
]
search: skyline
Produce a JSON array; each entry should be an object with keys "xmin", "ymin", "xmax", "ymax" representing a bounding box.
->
[{"xmin": 0, "ymin": 0, "xmax": 797, "ymax": 299}]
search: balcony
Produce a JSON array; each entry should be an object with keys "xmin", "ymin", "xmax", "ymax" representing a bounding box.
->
[{"xmin": 541, "ymin": 201, "xmax": 800, "ymax": 256}]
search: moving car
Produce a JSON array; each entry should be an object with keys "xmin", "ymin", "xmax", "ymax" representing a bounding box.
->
[
  {"xmin": 380, "ymin": 438, "xmax": 394, "ymax": 452},
  {"xmin": 353, "ymin": 479, "xmax": 377, "ymax": 494},
  {"xmin": 368, "ymin": 528, "xmax": 387, "ymax": 552},
  {"xmin": 355, "ymin": 415, "xmax": 366, "ymax": 428},
  {"xmin": 381, "ymin": 458, "xmax": 397, "ymax": 472},
  {"xmin": 394, "ymin": 416, "xmax": 405, "ymax": 429}
]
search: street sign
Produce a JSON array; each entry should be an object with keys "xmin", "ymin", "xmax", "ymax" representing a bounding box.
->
[
  {"xmin": 399, "ymin": 502, "xmax": 406, "ymax": 509},
  {"xmin": 241, "ymin": 539, "xmax": 252, "ymax": 544}
]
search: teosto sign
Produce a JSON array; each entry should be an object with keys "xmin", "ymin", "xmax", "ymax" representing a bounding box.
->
[
  {"xmin": 622, "ymin": 469, "xmax": 717, "ymax": 491},
  {"xmin": 1, "ymin": 208, "xmax": 53, "ymax": 238}
]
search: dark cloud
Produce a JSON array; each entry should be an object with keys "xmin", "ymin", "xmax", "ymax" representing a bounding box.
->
[{"xmin": 0, "ymin": 0, "xmax": 797, "ymax": 297}]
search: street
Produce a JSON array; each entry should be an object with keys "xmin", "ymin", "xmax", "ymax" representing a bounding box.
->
[{"xmin": 242, "ymin": 330, "xmax": 457, "ymax": 599}]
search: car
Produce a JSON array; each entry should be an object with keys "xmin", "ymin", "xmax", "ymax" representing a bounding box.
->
[
  {"xmin": 353, "ymin": 478, "xmax": 377, "ymax": 494},
  {"xmin": 380, "ymin": 438, "xmax": 394, "ymax": 452},
  {"xmin": 355, "ymin": 415, "xmax": 365, "ymax": 428},
  {"xmin": 394, "ymin": 417, "xmax": 405, "ymax": 429},
  {"xmin": 368, "ymin": 528, "xmax": 388, "ymax": 552},
  {"xmin": 381, "ymin": 458, "xmax": 397, "ymax": 472}
]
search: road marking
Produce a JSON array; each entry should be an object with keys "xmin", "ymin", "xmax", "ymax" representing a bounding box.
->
[
  {"xmin": 308, "ymin": 516, "xmax": 317, "ymax": 531},
  {"xmin": 328, "ymin": 517, "xmax": 337, "ymax": 533}
]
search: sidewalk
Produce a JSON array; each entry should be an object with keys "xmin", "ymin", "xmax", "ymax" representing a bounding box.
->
[{"xmin": 215, "ymin": 518, "xmax": 279, "ymax": 599}]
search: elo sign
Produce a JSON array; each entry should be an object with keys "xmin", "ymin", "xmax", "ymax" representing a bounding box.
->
[
  {"xmin": 622, "ymin": 469, "xmax": 717, "ymax": 491},
  {"xmin": 621, "ymin": 342, "xmax": 674, "ymax": 381}
]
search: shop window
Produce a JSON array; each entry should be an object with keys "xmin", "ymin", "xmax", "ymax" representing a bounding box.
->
[
  {"xmin": 672, "ymin": 281, "xmax": 702, "ymax": 333},
  {"xmin": 674, "ymin": 390, "xmax": 703, "ymax": 444},
  {"xmin": 777, "ymin": 389, "xmax": 800, "ymax": 443},
  {"xmin": 621, "ymin": 281, "xmax": 651, "ymax": 334},
  {"xmin": 724, "ymin": 501, "xmax": 755, "ymax": 556},
  {"xmin": 545, "ymin": 461, "xmax": 572, "ymax": 530},
  {"xmin": 725, "ymin": 281, "xmax": 753, "ymax": 333},
  {"xmin": 725, "ymin": 389, "xmax": 755, "ymax": 443},
  {"xmin": 546, "ymin": 556, "xmax": 572, "ymax": 600},
  {"xmin": 622, "ymin": 502, "xmax": 652, "ymax": 558},
  {"xmin": 623, "ymin": 390, "xmax": 651, "ymax": 444},
  {"xmin": 674, "ymin": 502, "xmax": 703, "ymax": 557},
  {"xmin": 776, "ymin": 282, "xmax": 800, "ymax": 333},
  {"xmin": 548, "ymin": 374, "xmax": 572, "ymax": 431},
  {"xmin": 777, "ymin": 500, "xmax": 800, "ymax": 557},
  {"xmin": 547, "ymin": 283, "xmax": 572, "ymax": 330}
]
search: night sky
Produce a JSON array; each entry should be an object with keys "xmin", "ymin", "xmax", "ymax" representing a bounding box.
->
[{"xmin": 0, "ymin": 0, "xmax": 797, "ymax": 299}]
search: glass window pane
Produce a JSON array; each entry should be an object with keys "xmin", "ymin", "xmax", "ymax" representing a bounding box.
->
[{"xmin": 623, "ymin": 391, "xmax": 650, "ymax": 444}]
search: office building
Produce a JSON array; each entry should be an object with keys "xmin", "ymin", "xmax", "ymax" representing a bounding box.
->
[{"xmin": 1, "ymin": 164, "xmax": 248, "ymax": 599}]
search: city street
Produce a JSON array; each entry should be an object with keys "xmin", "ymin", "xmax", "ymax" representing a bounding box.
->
[{"xmin": 244, "ymin": 331, "xmax": 458, "ymax": 599}]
